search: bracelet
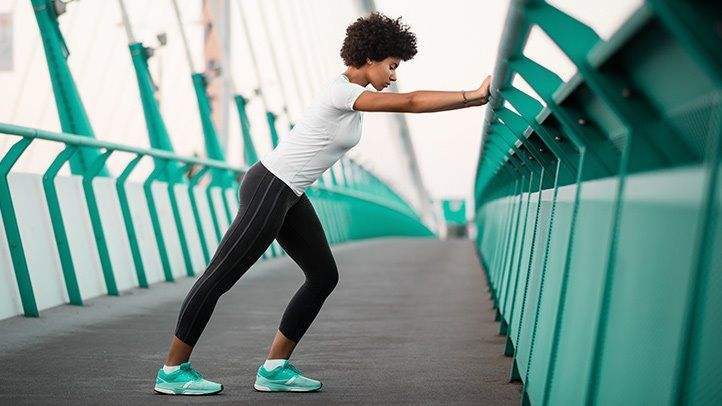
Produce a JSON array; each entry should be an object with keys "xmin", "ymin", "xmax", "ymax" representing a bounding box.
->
[{"xmin": 462, "ymin": 91, "xmax": 469, "ymax": 104}]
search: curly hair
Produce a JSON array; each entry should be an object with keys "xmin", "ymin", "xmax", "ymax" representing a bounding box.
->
[{"xmin": 340, "ymin": 12, "xmax": 417, "ymax": 68}]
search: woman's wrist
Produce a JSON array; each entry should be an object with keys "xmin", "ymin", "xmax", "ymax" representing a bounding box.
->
[
  {"xmin": 461, "ymin": 90, "xmax": 481, "ymax": 107},
  {"xmin": 462, "ymin": 89, "xmax": 483, "ymax": 106}
]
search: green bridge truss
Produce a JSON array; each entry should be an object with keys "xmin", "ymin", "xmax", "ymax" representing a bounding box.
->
[{"xmin": 474, "ymin": 0, "xmax": 720, "ymax": 405}]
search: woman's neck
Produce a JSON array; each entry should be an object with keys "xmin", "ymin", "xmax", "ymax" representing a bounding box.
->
[{"xmin": 343, "ymin": 67, "xmax": 370, "ymax": 87}]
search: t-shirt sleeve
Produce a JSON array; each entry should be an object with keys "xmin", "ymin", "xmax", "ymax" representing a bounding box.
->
[{"xmin": 330, "ymin": 80, "xmax": 367, "ymax": 111}]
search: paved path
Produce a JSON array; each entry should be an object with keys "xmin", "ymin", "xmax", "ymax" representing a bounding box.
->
[{"xmin": 0, "ymin": 238, "xmax": 521, "ymax": 405}]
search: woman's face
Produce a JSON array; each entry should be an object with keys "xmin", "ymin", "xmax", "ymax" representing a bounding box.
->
[{"xmin": 366, "ymin": 57, "xmax": 401, "ymax": 91}]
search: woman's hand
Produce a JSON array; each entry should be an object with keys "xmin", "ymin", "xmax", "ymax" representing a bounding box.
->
[{"xmin": 464, "ymin": 75, "xmax": 492, "ymax": 107}]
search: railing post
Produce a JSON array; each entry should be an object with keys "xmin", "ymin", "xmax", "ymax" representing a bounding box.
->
[
  {"xmin": 115, "ymin": 154, "xmax": 148, "ymax": 288},
  {"xmin": 143, "ymin": 163, "xmax": 174, "ymax": 282},
  {"xmin": 166, "ymin": 160, "xmax": 195, "ymax": 277},
  {"xmin": 205, "ymin": 177, "xmax": 224, "ymax": 242},
  {"xmin": 0, "ymin": 137, "xmax": 38, "ymax": 317},
  {"xmin": 43, "ymin": 146, "xmax": 83, "ymax": 305},
  {"xmin": 185, "ymin": 165, "xmax": 211, "ymax": 264},
  {"xmin": 82, "ymin": 149, "xmax": 117, "ymax": 295},
  {"xmin": 495, "ymin": 176, "xmax": 521, "ymax": 333},
  {"xmin": 218, "ymin": 174, "xmax": 235, "ymax": 225},
  {"xmin": 512, "ymin": 158, "xmax": 545, "ymax": 381},
  {"xmin": 499, "ymin": 168, "xmax": 527, "ymax": 336},
  {"xmin": 523, "ymin": 156, "xmax": 562, "ymax": 392},
  {"xmin": 504, "ymin": 167, "xmax": 537, "ymax": 361}
]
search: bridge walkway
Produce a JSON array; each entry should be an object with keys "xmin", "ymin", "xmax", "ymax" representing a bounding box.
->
[{"xmin": 0, "ymin": 238, "xmax": 520, "ymax": 405}]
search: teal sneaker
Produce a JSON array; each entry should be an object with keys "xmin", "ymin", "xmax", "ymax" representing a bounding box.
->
[
  {"xmin": 154, "ymin": 361, "xmax": 223, "ymax": 395},
  {"xmin": 254, "ymin": 360, "xmax": 323, "ymax": 392}
]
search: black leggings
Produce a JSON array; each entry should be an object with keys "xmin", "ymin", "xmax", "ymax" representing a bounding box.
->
[{"xmin": 174, "ymin": 162, "xmax": 339, "ymax": 347}]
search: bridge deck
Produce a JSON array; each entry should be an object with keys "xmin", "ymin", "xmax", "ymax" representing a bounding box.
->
[{"xmin": 0, "ymin": 238, "xmax": 521, "ymax": 405}]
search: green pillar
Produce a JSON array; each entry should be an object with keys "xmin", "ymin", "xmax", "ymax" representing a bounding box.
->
[
  {"xmin": 266, "ymin": 111, "xmax": 280, "ymax": 148},
  {"xmin": 233, "ymin": 95, "xmax": 259, "ymax": 166},
  {"xmin": 191, "ymin": 72, "xmax": 225, "ymax": 162},
  {"xmin": 30, "ymin": 0, "xmax": 107, "ymax": 176},
  {"xmin": 190, "ymin": 72, "xmax": 232, "ymax": 187},
  {"xmin": 190, "ymin": 71, "xmax": 236, "ymax": 231},
  {"xmin": 127, "ymin": 42, "xmax": 180, "ymax": 178}
]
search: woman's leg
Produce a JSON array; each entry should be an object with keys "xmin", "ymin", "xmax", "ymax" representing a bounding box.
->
[
  {"xmin": 267, "ymin": 194, "xmax": 339, "ymax": 359},
  {"xmin": 164, "ymin": 164, "xmax": 299, "ymax": 365}
]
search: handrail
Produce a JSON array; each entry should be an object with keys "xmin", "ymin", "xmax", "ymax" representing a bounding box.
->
[
  {"xmin": 0, "ymin": 122, "xmax": 420, "ymax": 219},
  {"xmin": 0, "ymin": 122, "xmax": 243, "ymax": 172},
  {"xmin": 476, "ymin": 0, "xmax": 532, "ymax": 201},
  {"xmin": 479, "ymin": 0, "xmax": 530, "ymax": 152}
]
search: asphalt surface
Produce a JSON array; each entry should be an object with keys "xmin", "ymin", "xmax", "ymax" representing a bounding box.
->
[{"xmin": 0, "ymin": 238, "xmax": 521, "ymax": 405}]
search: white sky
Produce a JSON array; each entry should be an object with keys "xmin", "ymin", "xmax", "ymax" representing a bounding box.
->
[{"xmin": 0, "ymin": 0, "xmax": 642, "ymax": 208}]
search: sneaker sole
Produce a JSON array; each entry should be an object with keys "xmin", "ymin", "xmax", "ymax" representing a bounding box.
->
[
  {"xmin": 253, "ymin": 382, "xmax": 322, "ymax": 392},
  {"xmin": 154, "ymin": 385, "xmax": 223, "ymax": 396}
]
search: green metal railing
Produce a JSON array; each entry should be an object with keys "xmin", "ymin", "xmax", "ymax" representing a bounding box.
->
[
  {"xmin": 474, "ymin": 0, "xmax": 720, "ymax": 405},
  {"xmin": 1, "ymin": 122, "xmax": 431, "ymax": 320}
]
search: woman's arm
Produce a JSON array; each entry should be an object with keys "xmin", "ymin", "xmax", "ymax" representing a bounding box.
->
[{"xmin": 353, "ymin": 75, "xmax": 491, "ymax": 113}]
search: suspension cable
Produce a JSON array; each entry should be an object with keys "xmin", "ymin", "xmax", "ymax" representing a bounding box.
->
[
  {"xmin": 116, "ymin": 0, "xmax": 135, "ymax": 44},
  {"xmin": 233, "ymin": 0, "xmax": 270, "ymax": 111},
  {"xmin": 169, "ymin": 0, "xmax": 196, "ymax": 74},
  {"xmin": 257, "ymin": 0, "xmax": 293, "ymax": 120},
  {"xmin": 271, "ymin": 0, "xmax": 308, "ymax": 107},
  {"xmin": 288, "ymin": 0, "xmax": 321, "ymax": 95}
]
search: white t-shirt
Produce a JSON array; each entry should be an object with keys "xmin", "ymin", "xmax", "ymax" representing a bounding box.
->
[{"xmin": 260, "ymin": 74, "xmax": 367, "ymax": 196}]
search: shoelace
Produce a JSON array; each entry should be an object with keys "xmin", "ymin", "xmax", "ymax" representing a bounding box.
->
[
  {"xmin": 285, "ymin": 363, "xmax": 303, "ymax": 375},
  {"xmin": 181, "ymin": 363, "xmax": 203, "ymax": 381}
]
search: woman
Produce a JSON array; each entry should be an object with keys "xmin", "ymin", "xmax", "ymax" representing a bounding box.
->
[{"xmin": 154, "ymin": 12, "xmax": 491, "ymax": 395}]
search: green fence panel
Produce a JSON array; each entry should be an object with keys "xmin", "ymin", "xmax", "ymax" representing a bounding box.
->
[{"xmin": 474, "ymin": 1, "xmax": 721, "ymax": 405}]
